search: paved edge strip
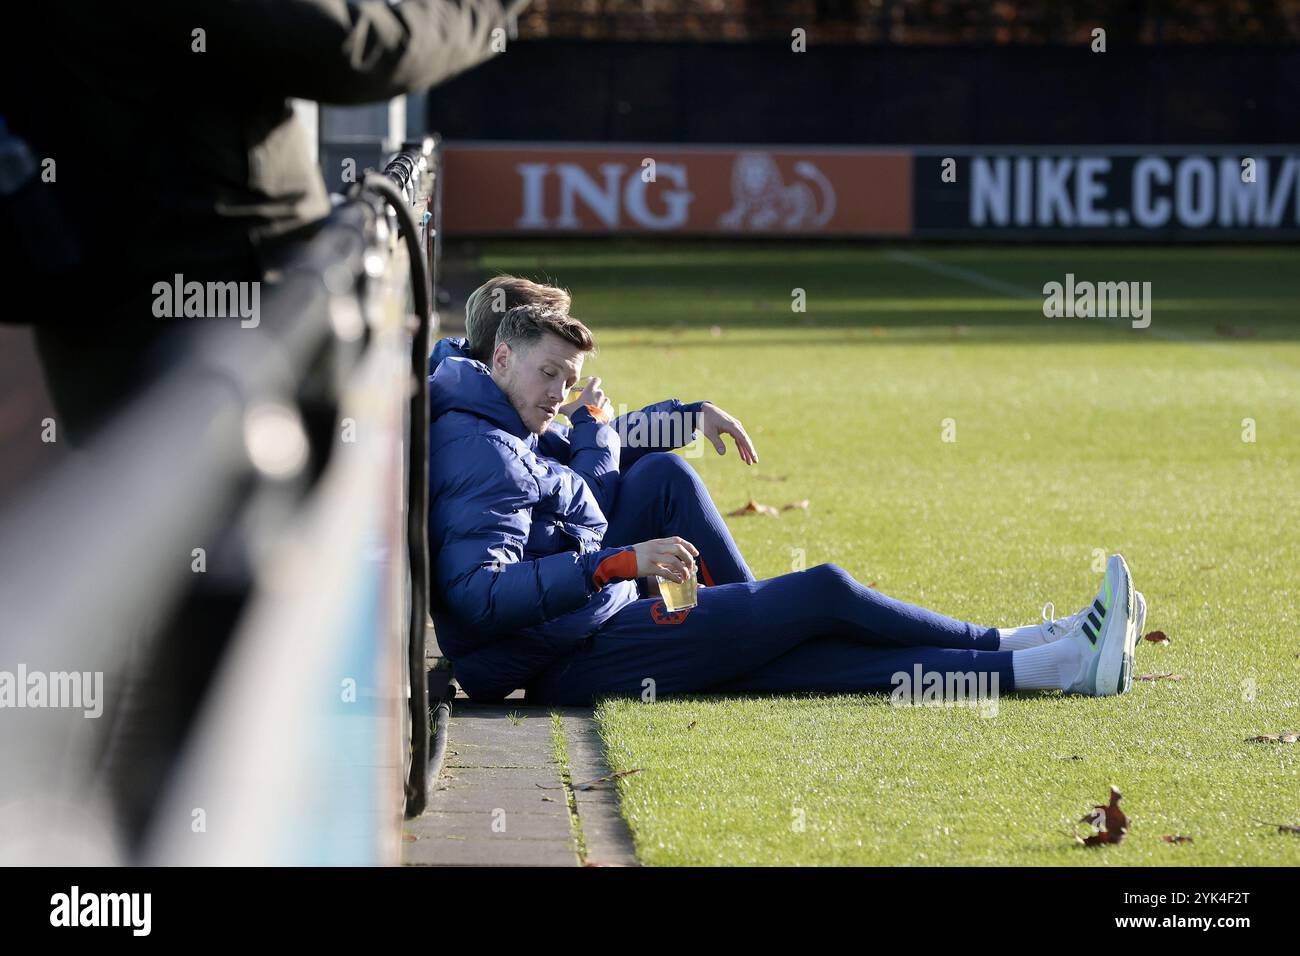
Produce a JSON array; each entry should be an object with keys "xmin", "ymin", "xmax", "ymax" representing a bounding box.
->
[{"xmin": 556, "ymin": 707, "xmax": 640, "ymax": 867}]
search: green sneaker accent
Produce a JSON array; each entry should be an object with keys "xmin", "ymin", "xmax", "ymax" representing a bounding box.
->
[{"xmin": 1102, "ymin": 575, "xmax": 1111, "ymax": 610}]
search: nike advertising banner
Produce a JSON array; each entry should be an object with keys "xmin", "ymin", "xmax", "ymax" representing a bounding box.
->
[
  {"xmin": 440, "ymin": 144, "xmax": 1300, "ymax": 240},
  {"xmin": 912, "ymin": 148, "xmax": 1300, "ymax": 240}
]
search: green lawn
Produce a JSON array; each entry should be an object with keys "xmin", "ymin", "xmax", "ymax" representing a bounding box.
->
[{"xmin": 472, "ymin": 241, "xmax": 1300, "ymax": 866}]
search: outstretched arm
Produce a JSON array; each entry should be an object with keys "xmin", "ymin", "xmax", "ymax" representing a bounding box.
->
[
  {"xmin": 160, "ymin": 0, "xmax": 516, "ymax": 104},
  {"xmin": 613, "ymin": 399, "xmax": 711, "ymax": 471}
]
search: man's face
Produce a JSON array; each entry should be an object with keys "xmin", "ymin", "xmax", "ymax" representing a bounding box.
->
[{"xmin": 491, "ymin": 332, "xmax": 584, "ymax": 435}]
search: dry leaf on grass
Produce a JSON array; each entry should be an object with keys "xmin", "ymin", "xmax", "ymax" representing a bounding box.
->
[
  {"xmin": 1162, "ymin": 834, "xmax": 1194, "ymax": 844},
  {"xmin": 1075, "ymin": 784, "xmax": 1129, "ymax": 847},
  {"xmin": 728, "ymin": 498, "xmax": 780, "ymax": 517},
  {"xmin": 1137, "ymin": 672, "xmax": 1185, "ymax": 681},
  {"xmin": 1245, "ymin": 731, "xmax": 1299, "ymax": 744},
  {"xmin": 573, "ymin": 768, "xmax": 643, "ymax": 792},
  {"xmin": 1214, "ymin": 324, "xmax": 1257, "ymax": 339},
  {"xmin": 1255, "ymin": 820, "xmax": 1300, "ymax": 835},
  {"xmin": 1144, "ymin": 630, "xmax": 1170, "ymax": 645},
  {"xmin": 781, "ymin": 499, "xmax": 810, "ymax": 512}
]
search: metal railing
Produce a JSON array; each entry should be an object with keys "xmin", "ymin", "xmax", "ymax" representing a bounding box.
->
[{"xmin": 0, "ymin": 139, "xmax": 441, "ymax": 865}]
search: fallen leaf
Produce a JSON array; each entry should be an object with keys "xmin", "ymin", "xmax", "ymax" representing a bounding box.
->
[
  {"xmin": 540, "ymin": 796, "xmax": 555, "ymax": 802},
  {"xmin": 1246, "ymin": 732, "xmax": 1299, "ymax": 744},
  {"xmin": 781, "ymin": 499, "xmax": 810, "ymax": 512},
  {"xmin": 866, "ymin": 581, "xmax": 877, "ymax": 588},
  {"xmin": 728, "ymin": 498, "xmax": 780, "ymax": 517},
  {"xmin": 1162, "ymin": 834, "xmax": 1194, "ymax": 844},
  {"xmin": 1137, "ymin": 672, "xmax": 1184, "ymax": 681},
  {"xmin": 1144, "ymin": 630, "xmax": 1170, "ymax": 645},
  {"xmin": 687, "ymin": 720, "xmax": 697, "ymax": 731},
  {"xmin": 1214, "ymin": 324, "xmax": 1257, "ymax": 339},
  {"xmin": 1198, "ymin": 565, "xmax": 1216, "ymax": 571},
  {"xmin": 573, "ymin": 768, "xmax": 643, "ymax": 792},
  {"xmin": 1255, "ymin": 820, "xmax": 1300, "ymax": 835},
  {"xmin": 1075, "ymin": 784, "xmax": 1129, "ymax": 847}
]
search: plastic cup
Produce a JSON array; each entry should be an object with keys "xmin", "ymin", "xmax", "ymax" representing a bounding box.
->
[{"xmin": 657, "ymin": 573, "xmax": 698, "ymax": 611}]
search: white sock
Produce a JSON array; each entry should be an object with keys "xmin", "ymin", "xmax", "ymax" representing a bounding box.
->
[
  {"xmin": 1011, "ymin": 640, "xmax": 1084, "ymax": 691},
  {"xmin": 997, "ymin": 623, "xmax": 1047, "ymax": 650}
]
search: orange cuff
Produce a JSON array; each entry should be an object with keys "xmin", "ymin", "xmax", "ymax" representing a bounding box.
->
[{"xmin": 592, "ymin": 548, "xmax": 638, "ymax": 588}]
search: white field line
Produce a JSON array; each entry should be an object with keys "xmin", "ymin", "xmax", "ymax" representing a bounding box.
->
[
  {"xmin": 886, "ymin": 249, "xmax": 1036, "ymax": 301},
  {"xmin": 883, "ymin": 248, "xmax": 1297, "ymax": 372}
]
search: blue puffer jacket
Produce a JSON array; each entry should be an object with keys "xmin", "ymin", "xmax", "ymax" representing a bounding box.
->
[
  {"xmin": 428, "ymin": 356, "xmax": 644, "ymax": 701},
  {"xmin": 429, "ymin": 336, "xmax": 708, "ymax": 485}
]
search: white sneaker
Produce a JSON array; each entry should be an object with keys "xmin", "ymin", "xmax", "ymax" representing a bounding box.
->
[
  {"xmin": 1042, "ymin": 585, "xmax": 1146, "ymax": 644},
  {"xmin": 1133, "ymin": 588, "xmax": 1148, "ymax": 640},
  {"xmin": 1063, "ymin": 554, "xmax": 1138, "ymax": 696},
  {"xmin": 1038, "ymin": 601, "xmax": 1090, "ymax": 643},
  {"xmin": 1124, "ymin": 588, "xmax": 1147, "ymax": 693}
]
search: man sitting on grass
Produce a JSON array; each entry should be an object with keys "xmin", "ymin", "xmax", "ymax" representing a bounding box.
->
[{"xmin": 427, "ymin": 303, "xmax": 1147, "ymax": 705}]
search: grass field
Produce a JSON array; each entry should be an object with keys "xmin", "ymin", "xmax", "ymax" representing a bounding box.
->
[{"xmin": 469, "ymin": 241, "xmax": 1300, "ymax": 866}]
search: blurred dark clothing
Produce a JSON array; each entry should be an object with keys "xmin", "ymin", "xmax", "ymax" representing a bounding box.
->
[
  {"xmin": 0, "ymin": 0, "xmax": 509, "ymax": 853},
  {"xmin": 2, "ymin": 0, "xmax": 507, "ymax": 439}
]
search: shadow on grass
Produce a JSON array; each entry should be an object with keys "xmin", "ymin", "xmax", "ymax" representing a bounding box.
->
[{"xmin": 451, "ymin": 239, "xmax": 1300, "ymax": 344}]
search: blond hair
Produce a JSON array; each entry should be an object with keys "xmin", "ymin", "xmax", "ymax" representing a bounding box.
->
[
  {"xmin": 494, "ymin": 305, "xmax": 596, "ymax": 359},
  {"xmin": 465, "ymin": 275, "xmax": 572, "ymax": 362}
]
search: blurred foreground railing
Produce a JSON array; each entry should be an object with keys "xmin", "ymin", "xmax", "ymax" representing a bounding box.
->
[{"xmin": 0, "ymin": 139, "xmax": 441, "ymax": 865}]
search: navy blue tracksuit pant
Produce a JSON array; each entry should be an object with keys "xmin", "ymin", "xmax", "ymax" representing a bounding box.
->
[{"xmin": 526, "ymin": 454, "xmax": 1015, "ymax": 705}]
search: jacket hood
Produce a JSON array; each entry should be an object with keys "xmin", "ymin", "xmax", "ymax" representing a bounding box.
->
[
  {"xmin": 428, "ymin": 336, "xmax": 471, "ymax": 376},
  {"xmin": 429, "ymin": 355, "xmax": 536, "ymax": 444}
]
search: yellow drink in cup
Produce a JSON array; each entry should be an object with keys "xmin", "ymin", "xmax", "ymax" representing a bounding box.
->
[{"xmin": 658, "ymin": 573, "xmax": 698, "ymax": 611}]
